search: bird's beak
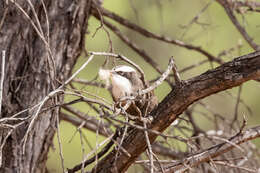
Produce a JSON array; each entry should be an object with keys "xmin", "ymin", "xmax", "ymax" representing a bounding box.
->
[{"xmin": 110, "ymin": 70, "xmax": 116, "ymax": 76}]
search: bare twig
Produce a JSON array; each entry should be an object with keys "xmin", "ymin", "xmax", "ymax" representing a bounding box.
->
[
  {"xmin": 22, "ymin": 89, "xmax": 64, "ymax": 154},
  {"xmin": 92, "ymin": 15, "xmax": 164, "ymax": 73},
  {"xmin": 0, "ymin": 6, "xmax": 8, "ymax": 31},
  {"xmin": 12, "ymin": 0, "xmax": 56, "ymax": 80},
  {"xmin": 217, "ymin": 0, "xmax": 260, "ymax": 50},
  {"xmin": 90, "ymin": 51, "xmax": 147, "ymax": 86},
  {"xmin": 231, "ymin": 85, "xmax": 242, "ymax": 128},
  {"xmin": 103, "ymin": 111, "xmax": 187, "ymax": 143},
  {"xmin": 68, "ymin": 126, "xmax": 132, "ymax": 173},
  {"xmin": 22, "ymin": 55, "xmax": 95, "ymax": 154},
  {"xmin": 180, "ymin": 0, "xmax": 213, "ymax": 38},
  {"xmin": 143, "ymin": 121, "xmax": 154, "ymax": 173},
  {"xmin": 72, "ymin": 78, "xmax": 106, "ymax": 88},
  {"xmin": 0, "ymin": 51, "xmax": 5, "ymax": 117},
  {"xmin": 120, "ymin": 57, "xmax": 175, "ymax": 102},
  {"xmin": 163, "ymin": 126, "xmax": 260, "ymax": 173},
  {"xmin": 92, "ymin": 6, "xmax": 224, "ymax": 64},
  {"xmin": 60, "ymin": 112, "xmax": 113, "ymax": 137},
  {"xmin": 67, "ymin": 133, "xmax": 114, "ymax": 173},
  {"xmin": 78, "ymin": 127, "xmax": 85, "ymax": 173},
  {"xmin": 64, "ymin": 92, "xmax": 112, "ymax": 110},
  {"xmin": 179, "ymin": 59, "xmax": 209, "ymax": 74},
  {"xmin": 63, "ymin": 55, "xmax": 94, "ymax": 87},
  {"xmin": 91, "ymin": 2, "xmax": 114, "ymax": 52},
  {"xmin": 152, "ymin": 142, "xmax": 188, "ymax": 160},
  {"xmin": 56, "ymin": 112, "xmax": 65, "ymax": 173},
  {"xmin": 91, "ymin": 51, "xmax": 260, "ymax": 172},
  {"xmin": 171, "ymin": 57, "xmax": 181, "ymax": 85},
  {"xmin": 214, "ymin": 161, "xmax": 257, "ymax": 173}
]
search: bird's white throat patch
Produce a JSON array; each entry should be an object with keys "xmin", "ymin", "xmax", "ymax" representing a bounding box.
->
[{"xmin": 111, "ymin": 73, "xmax": 132, "ymax": 99}]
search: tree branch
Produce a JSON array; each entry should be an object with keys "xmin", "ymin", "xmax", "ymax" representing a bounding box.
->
[
  {"xmin": 91, "ymin": 51, "xmax": 260, "ymax": 173},
  {"xmin": 217, "ymin": 0, "xmax": 260, "ymax": 50},
  {"xmin": 92, "ymin": 6, "xmax": 223, "ymax": 64},
  {"xmin": 163, "ymin": 125, "xmax": 260, "ymax": 172}
]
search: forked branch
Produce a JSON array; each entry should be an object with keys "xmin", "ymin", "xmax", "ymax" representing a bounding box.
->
[
  {"xmin": 163, "ymin": 125, "xmax": 260, "ymax": 172},
  {"xmin": 90, "ymin": 51, "xmax": 260, "ymax": 173}
]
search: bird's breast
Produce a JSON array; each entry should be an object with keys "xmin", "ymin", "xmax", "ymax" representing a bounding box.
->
[{"xmin": 111, "ymin": 74, "xmax": 132, "ymax": 101}]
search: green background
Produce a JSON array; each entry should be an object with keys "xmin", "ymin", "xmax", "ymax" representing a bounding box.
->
[{"xmin": 47, "ymin": 0, "xmax": 260, "ymax": 172}]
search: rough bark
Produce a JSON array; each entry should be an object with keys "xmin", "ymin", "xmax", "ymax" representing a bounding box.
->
[
  {"xmin": 0, "ymin": 0, "xmax": 91, "ymax": 172},
  {"xmin": 92, "ymin": 51, "xmax": 260, "ymax": 172}
]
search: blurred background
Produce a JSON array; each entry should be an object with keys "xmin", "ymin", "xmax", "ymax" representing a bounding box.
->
[{"xmin": 47, "ymin": 0, "xmax": 260, "ymax": 172}]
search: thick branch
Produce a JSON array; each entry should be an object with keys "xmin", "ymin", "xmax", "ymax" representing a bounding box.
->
[{"xmin": 91, "ymin": 51, "xmax": 260, "ymax": 173}]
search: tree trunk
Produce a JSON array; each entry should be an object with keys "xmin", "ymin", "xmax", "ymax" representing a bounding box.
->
[{"xmin": 0, "ymin": 0, "xmax": 91, "ymax": 172}]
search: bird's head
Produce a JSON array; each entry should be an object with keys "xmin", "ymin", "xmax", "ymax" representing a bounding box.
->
[{"xmin": 99, "ymin": 65, "xmax": 143, "ymax": 101}]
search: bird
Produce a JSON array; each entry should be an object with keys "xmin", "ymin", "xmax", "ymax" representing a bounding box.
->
[{"xmin": 108, "ymin": 65, "xmax": 158, "ymax": 119}]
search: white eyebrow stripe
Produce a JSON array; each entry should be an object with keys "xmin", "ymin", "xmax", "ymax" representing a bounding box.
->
[{"xmin": 113, "ymin": 65, "xmax": 136, "ymax": 73}]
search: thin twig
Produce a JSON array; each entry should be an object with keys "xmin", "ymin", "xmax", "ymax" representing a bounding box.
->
[
  {"xmin": 179, "ymin": 59, "xmax": 209, "ymax": 74},
  {"xmin": 92, "ymin": 2, "xmax": 114, "ymax": 52},
  {"xmin": 40, "ymin": 0, "xmax": 50, "ymax": 43},
  {"xmin": 78, "ymin": 127, "xmax": 85, "ymax": 173},
  {"xmin": 217, "ymin": 0, "xmax": 260, "ymax": 50},
  {"xmin": 180, "ymin": 0, "xmax": 213, "ymax": 38},
  {"xmin": 0, "ymin": 6, "xmax": 8, "ymax": 31},
  {"xmin": 90, "ymin": 51, "xmax": 147, "ymax": 87},
  {"xmin": 231, "ymin": 85, "xmax": 242, "ymax": 128},
  {"xmin": 119, "ymin": 57, "xmax": 175, "ymax": 102},
  {"xmin": 67, "ymin": 134, "xmax": 114, "ymax": 173},
  {"xmin": 56, "ymin": 112, "xmax": 65, "ymax": 173},
  {"xmin": 12, "ymin": 0, "xmax": 56, "ymax": 78},
  {"xmin": 64, "ymin": 91, "xmax": 113, "ymax": 110},
  {"xmin": 63, "ymin": 55, "xmax": 94, "ymax": 87},
  {"xmin": 94, "ymin": 119, "xmax": 101, "ymax": 173},
  {"xmin": 164, "ymin": 126, "xmax": 260, "ymax": 172},
  {"xmin": 114, "ymin": 113, "xmax": 129, "ymax": 165},
  {"xmin": 214, "ymin": 161, "xmax": 257, "ymax": 173},
  {"xmin": 143, "ymin": 121, "xmax": 154, "ymax": 173},
  {"xmin": 72, "ymin": 78, "xmax": 106, "ymax": 88},
  {"xmin": 0, "ymin": 51, "xmax": 5, "ymax": 117},
  {"xmin": 68, "ymin": 127, "xmax": 131, "ymax": 173},
  {"xmin": 152, "ymin": 152, "xmax": 165, "ymax": 173},
  {"xmin": 0, "ymin": 121, "xmax": 25, "ymax": 167},
  {"xmin": 103, "ymin": 111, "xmax": 187, "ymax": 143},
  {"xmin": 92, "ymin": 6, "xmax": 224, "ymax": 64},
  {"xmin": 22, "ymin": 55, "xmax": 95, "ymax": 154},
  {"xmin": 60, "ymin": 112, "xmax": 112, "ymax": 137},
  {"xmin": 22, "ymin": 89, "xmax": 64, "ymax": 154},
  {"xmin": 171, "ymin": 57, "xmax": 181, "ymax": 85},
  {"xmin": 91, "ymin": 15, "xmax": 167, "ymax": 78}
]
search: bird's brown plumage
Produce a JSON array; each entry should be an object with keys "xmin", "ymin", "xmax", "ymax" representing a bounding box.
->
[{"xmin": 110, "ymin": 65, "xmax": 158, "ymax": 118}]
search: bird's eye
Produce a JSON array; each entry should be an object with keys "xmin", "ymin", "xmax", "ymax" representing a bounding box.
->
[{"xmin": 117, "ymin": 71, "xmax": 124, "ymax": 76}]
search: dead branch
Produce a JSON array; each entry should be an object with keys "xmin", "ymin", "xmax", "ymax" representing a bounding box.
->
[
  {"xmin": 60, "ymin": 112, "xmax": 113, "ymax": 137},
  {"xmin": 90, "ymin": 51, "xmax": 260, "ymax": 173},
  {"xmin": 217, "ymin": 0, "xmax": 260, "ymax": 50},
  {"xmin": 163, "ymin": 125, "xmax": 260, "ymax": 173},
  {"xmin": 92, "ymin": 6, "xmax": 224, "ymax": 64}
]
